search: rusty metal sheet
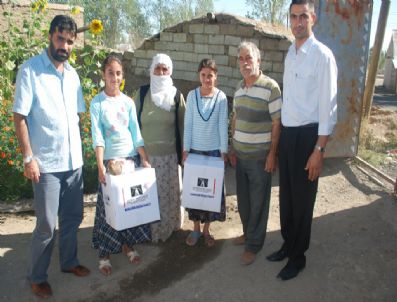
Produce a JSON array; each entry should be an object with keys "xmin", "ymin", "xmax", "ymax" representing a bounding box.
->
[{"xmin": 314, "ymin": 0, "xmax": 372, "ymax": 157}]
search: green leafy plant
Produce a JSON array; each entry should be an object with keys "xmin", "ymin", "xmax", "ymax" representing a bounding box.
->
[{"xmin": 0, "ymin": 4, "xmax": 49, "ymax": 201}]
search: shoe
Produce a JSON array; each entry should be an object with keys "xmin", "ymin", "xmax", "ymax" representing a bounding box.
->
[
  {"xmin": 62, "ymin": 265, "xmax": 90, "ymax": 277},
  {"xmin": 277, "ymin": 259, "xmax": 306, "ymax": 281},
  {"xmin": 240, "ymin": 250, "xmax": 256, "ymax": 265},
  {"xmin": 266, "ymin": 249, "xmax": 287, "ymax": 262},
  {"xmin": 31, "ymin": 281, "xmax": 52, "ymax": 299},
  {"xmin": 232, "ymin": 234, "xmax": 245, "ymax": 246}
]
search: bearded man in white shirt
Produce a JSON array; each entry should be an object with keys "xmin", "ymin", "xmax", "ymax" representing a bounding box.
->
[{"xmin": 266, "ymin": 0, "xmax": 337, "ymax": 281}]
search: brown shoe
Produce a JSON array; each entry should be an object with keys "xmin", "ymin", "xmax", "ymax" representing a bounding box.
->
[
  {"xmin": 62, "ymin": 264, "xmax": 90, "ymax": 277},
  {"xmin": 31, "ymin": 281, "xmax": 52, "ymax": 299},
  {"xmin": 241, "ymin": 250, "xmax": 256, "ymax": 265},
  {"xmin": 233, "ymin": 234, "xmax": 245, "ymax": 246}
]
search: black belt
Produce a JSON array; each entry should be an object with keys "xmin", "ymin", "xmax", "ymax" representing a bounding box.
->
[{"xmin": 282, "ymin": 123, "xmax": 318, "ymax": 129}]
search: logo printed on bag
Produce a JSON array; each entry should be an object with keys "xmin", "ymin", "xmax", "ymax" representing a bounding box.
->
[
  {"xmin": 130, "ymin": 185, "xmax": 143, "ymax": 197},
  {"xmin": 197, "ymin": 178, "xmax": 208, "ymax": 187}
]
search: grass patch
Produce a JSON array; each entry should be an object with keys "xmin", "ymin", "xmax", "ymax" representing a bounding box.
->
[
  {"xmin": 358, "ymin": 122, "xmax": 396, "ymax": 167},
  {"xmin": 357, "ymin": 148, "xmax": 388, "ymax": 166}
]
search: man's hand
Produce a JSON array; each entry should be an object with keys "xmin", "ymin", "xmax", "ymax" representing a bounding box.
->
[
  {"xmin": 24, "ymin": 159, "xmax": 40, "ymax": 183},
  {"xmin": 264, "ymin": 151, "xmax": 277, "ymax": 173},
  {"xmin": 228, "ymin": 150, "xmax": 237, "ymax": 167},
  {"xmin": 305, "ymin": 150, "xmax": 324, "ymax": 181}
]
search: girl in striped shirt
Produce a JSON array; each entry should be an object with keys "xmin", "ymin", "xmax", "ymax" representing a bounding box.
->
[{"xmin": 183, "ymin": 58, "xmax": 228, "ymax": 247}]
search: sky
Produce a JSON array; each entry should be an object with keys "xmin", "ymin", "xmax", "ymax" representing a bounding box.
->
[{"xmin": 214, "ymin": 0, "xmax": 397, "ymax": 50}]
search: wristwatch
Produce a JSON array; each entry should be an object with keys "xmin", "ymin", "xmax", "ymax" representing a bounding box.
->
[
  {"xmin": 23, "ymin": 155, "xmax": 34, "ymax": 164},
  {"xmin": 314, "ymin": 145, "xmax": 326, "ymax": 153}
]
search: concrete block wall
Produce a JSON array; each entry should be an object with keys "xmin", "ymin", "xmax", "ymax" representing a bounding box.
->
[{"xmin": 123, "ymin": 13, "xmax": 293, "ymax": 98}]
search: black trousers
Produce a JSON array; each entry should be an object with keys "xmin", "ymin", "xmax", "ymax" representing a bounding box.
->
[{"xmin": 279, "ymin": 124, "xmax": 319, "ymax": 264}]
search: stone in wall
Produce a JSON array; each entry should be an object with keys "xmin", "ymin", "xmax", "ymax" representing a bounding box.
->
[{"xmin": 208, "ymin": 34, "xmax": 225, "ymax": 45}]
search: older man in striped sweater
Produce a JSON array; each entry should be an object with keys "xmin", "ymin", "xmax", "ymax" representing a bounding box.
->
[{"xmin": 229, "ymin": 41, "xmax": 282, "ymax": 265}]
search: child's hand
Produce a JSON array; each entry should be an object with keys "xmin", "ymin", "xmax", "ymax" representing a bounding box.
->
[
  {"xmin": 221, "ymin": 152, "xmax": 227, "ymax": 163},
  {"xmin": 182, "ymin": 151, "xmax": 189, "ymax": 164},
  {"xmin": 141, "ymin": 159, "xmax": 151, "ymax": 168},
  {"xmin": 98, "ymin": 163, "xmax": 106, "ymax": 184}
]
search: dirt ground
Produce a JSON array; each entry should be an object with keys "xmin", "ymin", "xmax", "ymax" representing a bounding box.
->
[{"xmin": 0, "ymin": 158, "xmax": 396, "ymax": 302}]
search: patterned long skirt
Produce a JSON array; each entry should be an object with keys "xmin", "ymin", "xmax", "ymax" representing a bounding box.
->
[
  {"xmin": 92, "ymin": 158, "xmax": 151, "ymax": 258},
  {"xmin": 186, "ymin": 149, "xmax": 226, "ymax": 223},
  {"xmin": 149, "ymin": 153, "xmax": 183, "ymax": 242}
]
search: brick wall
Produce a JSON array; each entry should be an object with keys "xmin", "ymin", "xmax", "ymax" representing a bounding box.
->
[
  {"xmin": 0, "ymin": 1, "xmax": 84, "ymax": 47},
  {"xmin": 123, "ymin": 13, "xmax": 293, "ymax": 98}
]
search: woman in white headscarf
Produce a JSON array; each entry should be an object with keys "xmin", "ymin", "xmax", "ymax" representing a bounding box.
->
[{"xmin": 134, "ymin": 54, "xmax": 185, "ymax": 242}]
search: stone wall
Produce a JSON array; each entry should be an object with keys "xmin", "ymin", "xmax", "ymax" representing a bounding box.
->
[
  {"xmin": 123, "ymin": 13, "xmax": 293, "ymax": 98},
  {"xmin": 0, "ymin": 0, "xmax": 84, "ymax": 47}
]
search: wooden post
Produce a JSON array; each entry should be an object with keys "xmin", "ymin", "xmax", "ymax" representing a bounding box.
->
[{"xmin": 362, "ymin": 0, "xmax": 390, "ymax": 120}]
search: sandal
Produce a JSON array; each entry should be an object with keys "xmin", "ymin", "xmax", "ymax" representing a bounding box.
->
[
  {"xmin": 127, "ymin": 249, "xmax": 141, "ymax": 264},
  {"xmin": 186, "ymin": 231, "xmax": 202, "ymax": 246},
  {"xmin": 122, "ymin": 245, "xmax": 141, "ymax": 264},
  {"xmin": 99, "ymin": 258, "xmax": 112, "ymax": 276},
  {"xmin": 204, "ymin": 233, "xmax": 215, "ymax": 248}
]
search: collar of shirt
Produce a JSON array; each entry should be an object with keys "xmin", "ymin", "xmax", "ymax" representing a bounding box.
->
[{"xmin": 292, "ymin": 34, "xmax": 316, "ymax": 56}]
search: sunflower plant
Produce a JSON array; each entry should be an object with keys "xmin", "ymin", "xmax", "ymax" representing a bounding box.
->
[{"xmin": 69, "ymin": 18, "xmax": 109, "ymax": 194}]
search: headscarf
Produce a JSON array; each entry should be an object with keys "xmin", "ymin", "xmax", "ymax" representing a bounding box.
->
[{"xmin": 149, "ymin": 53, "xmax": 177, "ymax": 111}]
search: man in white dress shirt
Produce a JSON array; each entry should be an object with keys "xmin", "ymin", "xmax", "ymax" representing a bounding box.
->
[{"xmin": 266, "ymin": 0, "xmax": 337, "ymax": 280}]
